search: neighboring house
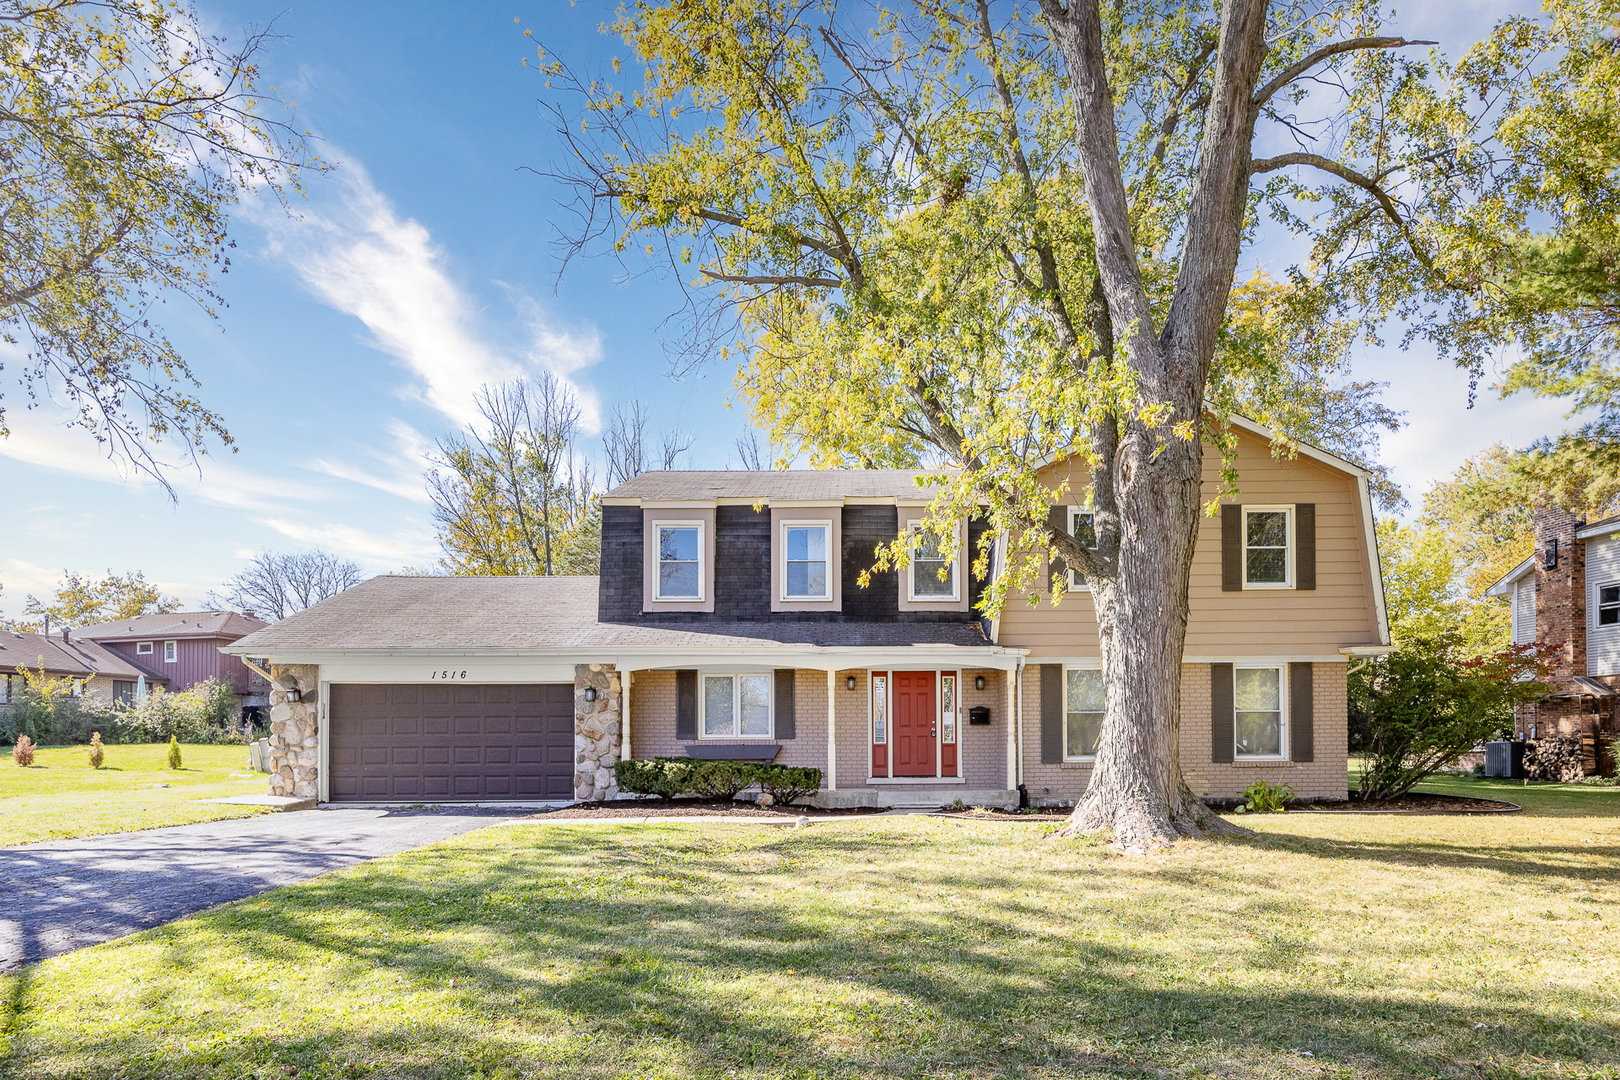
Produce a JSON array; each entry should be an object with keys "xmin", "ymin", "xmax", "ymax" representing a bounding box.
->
[
  {"xmin": 0, "ymin": 629, "xmax": 169, "ymax": 710},
  {"xmin": 76, "ymin": 611, "xmax": 273, "ymax": 721},
  {"xmin": 1485, "ymin": 509, "xmax": 1620, "ymax": 774},
  {"xmin": 224, "ymin": 417, "xmax": 1390, "ymax": 806}
]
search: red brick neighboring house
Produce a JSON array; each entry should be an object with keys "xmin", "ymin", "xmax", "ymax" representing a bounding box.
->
[
  {"xmin": 0, "ymin": 628, "xmax": 170, "ymax": 710},
  {"xmin": 76, "ymin": 611, "xmax": 272, "ymax": 720},
  {"xmin": 1485, "ymin": 508, "xmax": 1620, "ymax": 775}
]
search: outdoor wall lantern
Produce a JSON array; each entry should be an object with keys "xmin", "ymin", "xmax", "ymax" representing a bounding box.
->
[
  {"xmin": 974, "ymin": 675, "xmax": 986, "ymax": 691},
  {"xmin": 584, "ymin": 687, "xmax": 598, "ymax": 702},
  {"xmin": 846, "ymin": 675, "xmax": 856, "ymax": 691}
]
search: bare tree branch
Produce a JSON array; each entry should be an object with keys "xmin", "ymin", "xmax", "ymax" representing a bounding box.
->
[{"xmin": 1252, "ymin": 36, "xmax": 1437, "ymax": 111}]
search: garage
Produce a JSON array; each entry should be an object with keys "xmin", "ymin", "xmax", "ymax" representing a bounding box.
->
[{"xmin": 328, "ymin": 683, "xmax": 575, "ymax": 801}]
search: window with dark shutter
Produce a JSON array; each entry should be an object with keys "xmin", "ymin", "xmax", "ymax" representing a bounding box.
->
[
  {"xmin": 1221, "ymin": 506, "xmax": 1243, "ymax": 591},
  {"xmin": 1210, "ymin": 663, "xmax": 1235, "ymax": 762},
  {"xmin": 1289, "ymin": 662, "xmax": 1314, "ymax": 762},
  {"xmin": 1040, "ymin": 664, "xmax": 1064, "ymax": 764},
  {"xmin": 774, "ymin": 669, "xmax": 796, "ymax": 739},
  {"xmin": 676, "ymin": 670, "xmax": 698, "ymax": 740},
  {"xmin": 1296, "ymin": 504, "xmax": 1316, "ymax": 591},
  {"xmin": 1047, "ymin": 505, "xmax": 1069, "ymax": 585}
]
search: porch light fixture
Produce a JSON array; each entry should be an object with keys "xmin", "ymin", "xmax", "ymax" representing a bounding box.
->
[
  {"xmin": 584, "ymin": 687, "xmax": 598, "ymax": 702},
  {"xmin": 974, "ymin": 675, "xmax": 985, "ymax": 691},
  {"xmin": 846, "ymin": 675, "xmax": 856, "ymax": 691}
]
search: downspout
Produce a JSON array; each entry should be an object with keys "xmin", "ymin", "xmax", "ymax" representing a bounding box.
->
[{"xmin": 1014, "ymin": 655, "xmax": 1026, "ymax": 786}]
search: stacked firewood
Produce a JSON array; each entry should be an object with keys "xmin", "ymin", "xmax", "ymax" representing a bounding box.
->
[{"xmin": 1524, "ymin": 735, "xmax": 1585, "ymax": 782}]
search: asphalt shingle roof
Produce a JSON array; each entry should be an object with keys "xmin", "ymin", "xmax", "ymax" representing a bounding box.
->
[
  {"xmin": 226, "ymin": 576, "xmax": 990, "ymax": 652},
  {"xmin": 603, "ymin": 469, "xmax": 942, "ymax": 502},
  {"xmin": 0, "ymin": 631, "xmax": 169, "ymax": 682},
  {"xmin": 76, "ymin": 611, "xmax": 269, "ymax": 641}
]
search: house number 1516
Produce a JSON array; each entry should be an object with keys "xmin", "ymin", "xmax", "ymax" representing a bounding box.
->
[{"xmin": 431, "ymin": 670, "xmax": 469, "ymax": 680}]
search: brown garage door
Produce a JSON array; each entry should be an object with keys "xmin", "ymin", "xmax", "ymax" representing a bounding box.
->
[{"xmin": 328, "ymin": 683, "xmax": 574, "ymax": 801}]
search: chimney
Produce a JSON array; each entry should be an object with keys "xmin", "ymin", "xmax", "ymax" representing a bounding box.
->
[
  {"xmin": 242, "ymin": 610, "xmax": 256, "ymax": 620},
  {"xmin": 61, "ymin": 627, "xmax": 71, "ymax": 644},
  {"xmin": 1533, "ymin": 506, "xmax": 1586, "ymax": 679}
]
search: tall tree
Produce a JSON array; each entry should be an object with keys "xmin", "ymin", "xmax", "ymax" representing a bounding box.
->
[
  {"xmin": 209, "ymin": 550, "xmax": 364, "ymax": 622},
  {"xmin": 428, "ymin": 375, "xmax": 598, "ymax": 576},
  {"xmin": 603, "ymin": 400, "xmax": 693, "ymax": 488},
  {"xmin": 536, "ymin": 0, "xmax": 1551, "ymax": 847},
  {"xmin": 9, "ymin": 569, "xmax": 179, "ymax": 631},
  {"xmin": 0, "ymin": 0, "xmax": 320, "ymax": 485}
]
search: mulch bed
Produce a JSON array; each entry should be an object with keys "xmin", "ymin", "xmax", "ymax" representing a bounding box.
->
[
  {"xmin": 1243, "ymin": 792, "xmax": 1521, "ymax": 815},
  {"xmin": 525, "ymin": 800, "xmax": 886, "ymax": 820}
]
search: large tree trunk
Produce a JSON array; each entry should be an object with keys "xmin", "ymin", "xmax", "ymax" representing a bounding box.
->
[{"xmin": 1059, "ymin": 423, "xmax": 1240, "ymax": 849}]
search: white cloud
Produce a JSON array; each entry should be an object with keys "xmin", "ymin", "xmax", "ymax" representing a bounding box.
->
[
  {"xmin": 258, "ymin": 163, "xmax": 604, "ymax": 431},
  {"xmin": 306, "ymin": 419, "xmax": 434, "ymax": 503},
  {"xmin": 262, "ymin": 517, "xmax": 437, "ymax": 569}
]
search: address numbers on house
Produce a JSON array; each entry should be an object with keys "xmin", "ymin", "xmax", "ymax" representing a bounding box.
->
[{"xmin": 430, "ymin": 670, "xmax": 470, "ymax": 680}]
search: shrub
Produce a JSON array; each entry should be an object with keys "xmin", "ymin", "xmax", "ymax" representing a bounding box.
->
[
  {"xmin": 758, "ymin": 764, "xmax": 821, "ymax": 806},
  {"xmin": 88, "ymin": 732, "xmax": 104, "ymax": 769},
  {"xmin": 3, "ymin": 664, "xmax": 118, "ymax": 746},
  {"xmin": 1350, "ymin": 634, "xmax": 1555, "ymax": 802},
  {"xmin": 689, "ymin": 760, "xmax": 759, "ymax": 800},
  {"xmin": 167, "ymin": 736, "xmax": 182, "ymax": 770},
  {"xmin": 614, "ymin": 758, "xmax": 699, "ymax": 800},
  {"xmin": 13, "ymin": 734, "xmax": 36, "ymax": 766},
  {"xmin": 117, "ymin": 679, "xmax": 242, "ymax": 745},
  {"xmin": 1236, "ymin": 780, "xmax": 1293, "ymax": 813}
]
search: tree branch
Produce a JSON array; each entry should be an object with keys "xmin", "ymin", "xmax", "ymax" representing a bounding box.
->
[
  {"xmin": 700, "ymin": 269, "xmax": 844, "ymax": 287},
  {"xmin": 1250, "ymin": 151, "xmax": 1438, "ymax": 272},
  {"xmin": 0, "ymin": 212, "xmax": 133, "ymax": 310},
  {"xmin": 1252, "ymin": 36, "xmax": 1436, "ymax": 111}
]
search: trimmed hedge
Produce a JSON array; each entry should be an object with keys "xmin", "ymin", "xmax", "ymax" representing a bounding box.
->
[{"xmin": 613, "ymin": 758, "xmax": 823, "ymax": 806}]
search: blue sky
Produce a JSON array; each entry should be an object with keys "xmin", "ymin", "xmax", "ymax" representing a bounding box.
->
[{"xmin": 0, "ymin": 0, "xmax": 1575, "ymax": 619}]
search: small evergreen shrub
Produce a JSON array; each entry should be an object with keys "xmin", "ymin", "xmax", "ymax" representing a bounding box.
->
[
  {"xmin": 757, "ymin": 764, "xmax": 821, "ymax": 806},
  {"xmin": 614, "ymin": 758, "xmax": 699, "ymax": 800},
  {"xmin": 88, "ymin": 732, "xmax": 104, "ymax": 769},
  {"xmin": 167, "ymin": 736, "xmax": 182, "ymax": 770},
  {"xmin": 12, "ymin": 734, "xmax": 36, "ymax": 766},
  {"xmin": 689, "ymin": 760, "xmax": 759, "ymax": 799}
]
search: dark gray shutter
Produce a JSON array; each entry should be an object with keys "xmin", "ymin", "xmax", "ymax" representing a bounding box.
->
[
  {"xmin": 774, "ymin": 669, "xmax": 796, "ymax": 739},
  {"xmin": 1221, "ymin": 505, "xmax": 1243, "ymax": 591},
  {"xmin": 1295, "ymin": 503, "xmax": 1316, "ymax": 590},
  {"xmin": 1040, "ymin": 664, "xmax": 1064, "ymax": 764},
  {"xmin": 1047, "ymin": 505, "xmax": 1069, "ymax": 585},
  {"xmin": 1211, "ymin": 663, "xmax": 1235, "ymax": 763},
  {"xmin": 676, "ymin": 670, "xmax": 698, "ymax": 741},
  {"xmin": 1289, "ymin": 662, "xmax": 1314, "ymax": 762}
]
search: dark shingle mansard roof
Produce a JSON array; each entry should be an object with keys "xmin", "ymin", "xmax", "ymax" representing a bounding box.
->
[
  {"xmin": 603, "ymin": 469, "xmax": 942, "ymax": 502},
  {"xmin": 226, "ymin": 576, "xmax": 991, "ymax": 652}
]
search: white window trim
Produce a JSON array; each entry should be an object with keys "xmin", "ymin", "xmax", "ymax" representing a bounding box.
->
[
  {"xmin": 779, "ymin": 519, "xmax": 834, "ymax": 602},
  {"xmin": 162, "ymin": 641, "xmax": 178, "ymax": 664},
  {"xmin": 652, "ymin": 520, "xmax": 706, "ymax": 603},
  {"xmin": 1595, "ymin": 581, "xmax": 1620, "ymax": 629},
  {"xmin": 1063, "ymin": 662, "xmax": 1103, "ymax": 761},
  {"xmin": 1242, "ymin": 505, "xmax": 1295, "ymax": 590},
  {"xmin": 697, "ymin": 671, "xmax": 775, "ymax": 740},
  {"xmin": 136, "ymin": 641, "xmax": 154, "ymax": 655},
  {"xmin": 1068, "ymin": 507, "xmax": 1097, "ymax": 592},
  {"xmin": 907, "ymin": 523, "xmax": 962, "ymax": 603},
  {"xmin": 1234, "ymin": 662, "xmax": 1288, "ymax": 760}
]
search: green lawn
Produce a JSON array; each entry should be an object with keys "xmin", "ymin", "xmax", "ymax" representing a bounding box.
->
[
  {"xmin": 0, "ymin": 742, "xmax": 272, "ymax": 846},
  {"xmin": 2, "ymin": 782, "xmax": 1616, "ymax": 1080}
]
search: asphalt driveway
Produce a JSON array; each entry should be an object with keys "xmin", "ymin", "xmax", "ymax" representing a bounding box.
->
[{"xmin": 0, "ymin": 807, "xmax": 526, "ymax": 970}]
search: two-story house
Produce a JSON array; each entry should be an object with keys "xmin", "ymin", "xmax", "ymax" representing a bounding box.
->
[
  {"xmin": 224, "ymin": 418, "xmax": 1389, "ymax": 806},
  {"xmin": 1485, "ymin": 508, "xmax": 1620, "ymax": 775},
  {"xmin": 77, "ymin": 611, "xmax": 272, "ymax": 722},
  {"xmin": 0, "ymin": 628, "xmax": 170, "ymax": 710}
]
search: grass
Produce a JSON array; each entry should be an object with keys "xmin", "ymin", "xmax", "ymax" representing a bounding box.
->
[
  {"xmin": 0, "ymin": 742, "xmax": 272, "ymax": 846},
  {"xmin": 1, "ymin": 779, "xmax": 1616, "ymax": 1080}
]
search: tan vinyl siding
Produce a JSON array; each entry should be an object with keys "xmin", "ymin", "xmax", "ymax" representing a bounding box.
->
[{"xmin": 999, "ymin": 427, "xmax": 1381, "ymax": 658}]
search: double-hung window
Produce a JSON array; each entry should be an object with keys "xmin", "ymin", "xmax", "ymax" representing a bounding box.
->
[
  {"xmin": 1069, "ymin": 508, "xmax": 1098, "ymax": 589},
  {"xmin": 782, "ymin": 522, "xmax": 831, "ymax": 600},
  {"xmin": 1234, "ymin": 665, "xmax": 1285, "ymax": 757},
  {"xmin": 656, "ymin": 524, "xmax": 703, "ymax": 601},
  {"xmin": 909, "ymin": 525, "xmax": 958, "ymax": 601},
  {"xmin": 1244, "ymin": 507, "xmax": 1291, "ymax": 588},
  {"xmin": 163, "ymin": 641, "xmax": 177, "ymax": 664},
  {"xmin": 1065, "ymin": 668, "xmax": 1104, "ymax": 759},
  {"xmin": 701, "ymin": 674, "xmax": 773, "ymax": 738},
  {"xmin": 1599, "ymin": 584, "xmax": 1620, "ymax": 627}
]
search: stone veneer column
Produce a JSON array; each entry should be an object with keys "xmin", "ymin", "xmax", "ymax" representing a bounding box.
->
[
  {"xmin": 267, "ymin": 663, "xmax": 320, "ymax": 799},
  {"xmin": 574, "ymin": 664, "xmax": 622, "ymax": 801}
]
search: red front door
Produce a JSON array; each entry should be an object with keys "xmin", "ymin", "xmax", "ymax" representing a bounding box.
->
[{"xmin": 892, "ymin": 671, "xmax": 937, "ymax": 777}]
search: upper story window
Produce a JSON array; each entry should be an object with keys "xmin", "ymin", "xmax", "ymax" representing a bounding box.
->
[
  {"xmin": 1244, "ymin": 506, "xmax": 1292, "ymax": 588},
  {"xmin": 1599, "ymin": 583, "xmax": 1620, "ymax": 627},
  {"xmin": 909, "ymin": 525, "xmax": 959, "ymax": 601},
  {"xmin": 701, "ymin": 673, "xmax": 773, "ymax": 738},
  {"xmin": 1234, "ymin": 665, "xmax": 1285, "ymax": 758},
  {"xmin": 1069, "ymin": 508, "xmax": 1098, "ymax": 590},
  {"xmin": 1065, "ymin": 667, "xmax": 1104, "ymax": 759},
  {"xmin": 163, "ymin": 641, "xmax": 177, "ymax": 663},
  {"xmin": 656, "ymin": 523, "xmax": 703, "ymax": 601},
  {"xmin": 136, "ymin": 641, "xmax": 153, "ymax": 655},
  {"xmin": 782, "ymin": 522, "xmax": 831, "ymax": 600}
]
